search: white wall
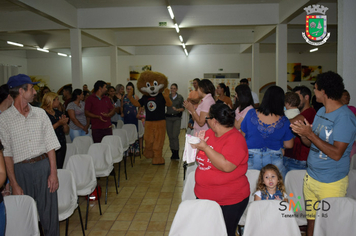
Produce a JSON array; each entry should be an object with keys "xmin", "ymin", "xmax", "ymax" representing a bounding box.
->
[
  {"xmin": 0, "ymin": 51, "xmax": 28, "ymax": 76},
  {"xmin": 18, "ymin": 51, "xmax": 337, "ymax": 102}
]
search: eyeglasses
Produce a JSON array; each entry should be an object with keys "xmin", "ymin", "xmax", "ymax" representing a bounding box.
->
[{"xmin": 205, "ymin": 116, "xmax": 213, "ymax": 120}]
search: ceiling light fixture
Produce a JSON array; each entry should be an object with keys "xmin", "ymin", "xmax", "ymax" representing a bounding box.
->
[
  {"xmin": 184, "ymin": 49, "xmax": 188, "ymax": 56},
  {"xmin": 182, "ymin": 43, "xmax": 186, "ymax": 49},
  {"xmin": 7, "ymin": 41, "xmax": 23, "ymax": 47},
  {"xmin": 179, "ymin": 35, "xmax": 183, "ymax": 42},
  {"xmin": 57, "ymin": 53, "xmax": 68, "ymax": 57},
  {"xmin": 37, "ymin": 48, "xmax": 49, "ymax": 53},
  {"xmin": 309, "ymin": 48, "xmax": 318, "ymax": 52},
  {"xmin": 174, "ymin": 23, "xmax": 180, "ymax": 33},
  {"xmin": 167, "ymin": 6, "xmax": 174, "ymax": 19}
]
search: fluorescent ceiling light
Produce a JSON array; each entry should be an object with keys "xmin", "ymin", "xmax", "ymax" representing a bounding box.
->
[
  {"xmin": 182, "ymin": 43, "xmax": 186, "ymax": 49},
  {"xmin": 310, "ymin": 48, "xmax": 318, "ymax": 52},
  {"xmin": 57, "ymin": 53, "xmax": 68, "ymax": 57},
  {"xmin": 184, "ymin": 49, "xmax": 188, "ymax": 56},
  {"xmin": 7, "ymin": 41, "xmax": 23, "ymax": 47},
  {"xmin": 174, "ymin": 23, "xmax": 180, "ymax": 33},
  {"xmin": 179, "ymin": 35, "xmax": 183, "ymax": 42},
  {"xmin": 37, "ymin": 48, "xmax": 49, "ymax": 53},
  {"xmin": 167, "ymin": 6, "xmax": 174, "ymax": 19},
  {"xmin": 69, "ymin": 55, "xmax": 72, "ymax": 58}
]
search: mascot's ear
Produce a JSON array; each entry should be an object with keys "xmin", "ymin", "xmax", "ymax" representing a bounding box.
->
[
  {"xmin": 155, "ymin": 72, "xmax": 168, "ymax": 93},
  {"xmin": 137, "ymin": 71, "xmax": 150, "ymax": 96}
]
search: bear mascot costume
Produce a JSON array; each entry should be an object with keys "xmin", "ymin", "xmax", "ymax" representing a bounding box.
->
[{"xmin": 127, "ymin": 71, "xmax": 172, "ymax": 165}]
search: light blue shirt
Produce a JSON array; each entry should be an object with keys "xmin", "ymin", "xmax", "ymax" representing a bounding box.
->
[{"xmin": 307, "ymin": 105, "xmax": 356, "ymax": 183}]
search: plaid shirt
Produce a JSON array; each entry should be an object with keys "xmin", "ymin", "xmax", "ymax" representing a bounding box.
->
[{"xmin": 0, "ymin": 104, "xmax": 60, "ymax": 163}]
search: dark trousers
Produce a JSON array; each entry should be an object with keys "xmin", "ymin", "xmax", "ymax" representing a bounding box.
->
[
  {"xmin": 55, "ymin": 143, "xmax": 67, "ymax": 169},
  {"xmin": 166, "ymin": 117, "xmax": 181, "ymax": 151},
  {"xmin": 220, "ymin": 197, "xmax": 249, "ymax": 236},
  {"xmin": 14, "ymin": 158, "xmax": 59, "ymax": 236},
  {"xmin": 92, "ymin": 128, "xmax": 112, "ymax": 143}
]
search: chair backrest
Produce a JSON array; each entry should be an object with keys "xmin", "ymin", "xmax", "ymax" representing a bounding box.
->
[
  {"xmin": 116, "ymin": 120, "xmax": 124, "ymax": 129},
  {"xmin": 285, "ymin": 169, "xmax": 307, "ymax": 226},
  {"xmin": 243, "ymin": 200, "xmax": 300, "ymax": 236},
  {"xmin": 238, "ymin": 169, "xmax": 260, "ymax": 225},
  {"xmin": 88, "ymin": 143, "xmax": 114, "ymax": 177},
  {"xmin": 102, "ymin": 135, "xmax": 123, "ymax": 163},
  {"xmin": 350, "ymin": 154, "xmax": 356, "ymax": 170},
  {"xmin": 122, "ymin": 124, "xmax": 138, "ymax": 144},
  {"xmin": 65, "ymin": 134, "xmax": 72, "ymax": 143},
  {"xmin": 169, "ymin": 199, "xmax": 227, "ymax": 236},
  {"xmin": 314, "ymin": 197, "xmax": 356, "ymax": 236},
  {"xmin": 4, "ymin": 195, "xmax": 40, "ymax": 236},
  {"xmin": 346, "ymin": 169, "xmax": 356, "ymax": 200},
  {"xmin": 138, "ymin": 120, "xmax": 144, "ymax": 138},
  {"xmin": 182, "ymin": 170, "xmax": 196, "ymax": 202},
  {"xmin": 65, "ymin": 154, "xmax": 97, "ymax": 196},
  {"xmin": 63, "ymin": 143, "xmax": 77, "ymax": 169},
  {"xmin": 73, "ymin": 136, "xmax": 93, "ymax": 154},
  {"xmin": 113, "ymin": 129, "xmax": 129, "ymax": 151},
  {"xmin": 57, "ymin": 169, "xmax": 78, "ymax": 221}
]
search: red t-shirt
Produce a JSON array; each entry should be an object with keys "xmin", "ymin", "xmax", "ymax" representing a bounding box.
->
[
  {"xmin": 292, "ymin": 107, "xmax": 316, "ymax": 161},
  {"xmin": 194, "ymin": 128, "xmax": 250, "ymax": 205},
  {"xmin": 85, "ymin": 94, "xmax": 114, "ymax": 129}
]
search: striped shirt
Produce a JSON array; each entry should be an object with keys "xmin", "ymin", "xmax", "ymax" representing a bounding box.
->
[{"xmin": 0, "ymin": 104, "xmax": 60, "ymax": 163}]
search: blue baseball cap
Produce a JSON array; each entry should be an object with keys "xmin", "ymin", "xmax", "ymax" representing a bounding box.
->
[{"xmin": 7, "ymin": 74, "xmax": 39, "ymax": 89}]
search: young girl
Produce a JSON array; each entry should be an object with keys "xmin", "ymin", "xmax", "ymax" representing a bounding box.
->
[{"xmin": 254, "ymin": 164, "xmax": 288, "ymax": 201}]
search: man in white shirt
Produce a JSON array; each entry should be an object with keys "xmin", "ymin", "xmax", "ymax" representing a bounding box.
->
[
  {"xmin": 240, "ymin": 78, "xmax": 260, "ymax": 107},
  {"xmin": 0, "ymin": 74, "xmax": 61, "ymax": 236}
]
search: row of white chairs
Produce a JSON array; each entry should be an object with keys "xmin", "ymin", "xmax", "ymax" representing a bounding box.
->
[
  {"xmin": 4, "ymin": 169, "xmax": 85, "ymax": 236},
  {"xmin": 182, "ymin": 168, "xmax": 356, "ymax": 232}
]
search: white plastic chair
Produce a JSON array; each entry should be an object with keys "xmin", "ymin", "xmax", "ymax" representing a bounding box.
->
[
  {"xmin": 65, "ymin": 154, "xmax": 101, "ymax": 230},
  {"xmin": 88, "ymin": 143, "xmax": 117, "ymax": 204},
  {"xmin": 4, "ymin": 195, "xmax": 40, "ymax": 236},
  {"xmin": 181, "ymin": 170, "xmax": 196, "ymax": 202},
  {"xmin": 63, "ymin": 143, "xmax": 77, "ymax": 169},
  {"xmin": 347, "ymin": 169, "xmax": 356, "ymax": 200},
  {"xmin": 284, "ymin": 169, "xmax": 307, "ymax": 226},
  {"xmin": 138, "ymin": 120, "xmax": 144, "ymax": 159},
  {"xmin": 73, "ymin": 136, "xmax": 93, "ymax": 154},
  {"xmin": 116, "ymin": 120, "xmax": 124, "ymax": 129},
  {"xmin": 102, "ymin": 135, "xmax": 124, "ymax": 187},
  {"xmin": 314, "ymin": 197, "xmax": 356, "ymax": 236},
  {"xmin": 57, "ymin": 169, "xmax": 85, "ymax": 236},
  {"xmin": 122, "ymin": 124, "xmax": 139, "ymax": 164},
  {"xmin": 350, "ymin": 154, "xmax": 356, "ymax": 170},
  {"xmin": 65, "ymin": 134, "xmax": 72, "ymax": 143},
  {"xmin": 169, "ymin": 199, "xmax": 227, "ymax": 236},
  {"xmin": 243, "ymin": 200, "xmax": 300, "ymax": 236},
  {"xmin": 113, "ymin": 128, "xmax": 130, "ymax": 178},
  {"xmin": 238, "ymin": 169, "xmax": 260, "ymax": 227}
]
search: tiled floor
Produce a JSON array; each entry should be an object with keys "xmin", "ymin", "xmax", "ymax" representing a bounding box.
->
[{"xmin": 60, "ymin": 130, "xmax": 186, "ymax": 236}]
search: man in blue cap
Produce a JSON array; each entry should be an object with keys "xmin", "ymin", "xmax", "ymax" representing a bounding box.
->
[{"xmin": 0, "ymin": 74, "xmax": 61, "ymax": 235}]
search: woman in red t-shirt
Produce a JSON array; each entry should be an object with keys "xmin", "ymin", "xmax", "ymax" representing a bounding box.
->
[{"xmin": 191, "ymin": 103, "xmax": 250, "ymax": 236}]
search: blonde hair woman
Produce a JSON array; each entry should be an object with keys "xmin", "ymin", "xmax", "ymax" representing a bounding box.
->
[{"xmin": 41, "ymin": 92, "xmax": 69, "ymax": 168}]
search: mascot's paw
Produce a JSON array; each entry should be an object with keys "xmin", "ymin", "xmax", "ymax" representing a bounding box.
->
[
  {"xmin": 143, "ymin": 150, "xmax": 154, "ymax": 159},
  {"xmin": 152, "ymin": 157, "xmax": 165, "ymax": 165}
]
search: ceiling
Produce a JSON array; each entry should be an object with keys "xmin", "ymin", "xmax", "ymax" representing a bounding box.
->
[{"xmin": 0, "ymin": 0, "xmax": 337, "ymax": 57}]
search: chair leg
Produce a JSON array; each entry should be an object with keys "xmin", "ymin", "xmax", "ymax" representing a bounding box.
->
[
  {"xmin": 111, "ymin": 169, "xmax": 118, "ymax": 194},
  {"xmin": 183, "ymin": 162, "xmax": 188, "ymax": 181},
  {"xmin": 85, "ymin": 195, "xmax": 89, "ymax": 230},
  {"xmin": 124, "ymin": 152, "xmax": 128, "ymax": 180},
  {"xmin": 77, "ymin": 198, "xmax": 85, "ymax": 236},
  {"xmin": 105, "ymin": 176, "xmax": 109, "ymax": 204},
  {"xmin": 65, "ymin": 218, "xmax": 69, "ymax": 236},
  {"xmin": 96, "ymin": 185, "xmax": 102, "ymax": 215},
  {"xmin": 118, "ymin": 162, "xmax": 121, "ymax": 187}
]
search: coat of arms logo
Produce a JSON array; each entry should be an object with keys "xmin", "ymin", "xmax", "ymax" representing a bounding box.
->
[{"xmin": 302, "ymin": 5, "xmax": 330, "ymax": 46}]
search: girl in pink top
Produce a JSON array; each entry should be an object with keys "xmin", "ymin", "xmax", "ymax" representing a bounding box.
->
[
  {"xmin": 234, "ymin": 84, "xmax": 255, "ymax": 131},
  {"xmin": 184, "ymin": 79, "xmax": 216, "ymax": 134}
]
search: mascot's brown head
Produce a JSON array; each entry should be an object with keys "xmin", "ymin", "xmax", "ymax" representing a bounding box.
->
[{"xmin": 137, "ymin": 71, "xmax": 168, "ymax": 97}]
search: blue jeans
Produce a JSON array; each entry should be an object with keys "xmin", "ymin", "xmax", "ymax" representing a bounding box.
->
[
  {"xmin": 248, "ymin": 148, "xmax": 284, "ymax": 172},
  {"xmin": 0, "ymin": 201, "xmax": 5, "ymax": 236},
  {"xmin": 282, "ymin": 156, "xmax": 307, "ymax": 178},
  {"xmin": 69, "ymin": 128, "xmax": 89, "ymax": 142}
]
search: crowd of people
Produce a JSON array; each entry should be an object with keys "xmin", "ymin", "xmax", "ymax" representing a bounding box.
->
[
  {"xmin": 186, "ymin": 73, "xmax": 356, "ymax": 236},
  {"xmin": 0, "ymin": 71, "xmax": 355, "ymax": 235}
]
